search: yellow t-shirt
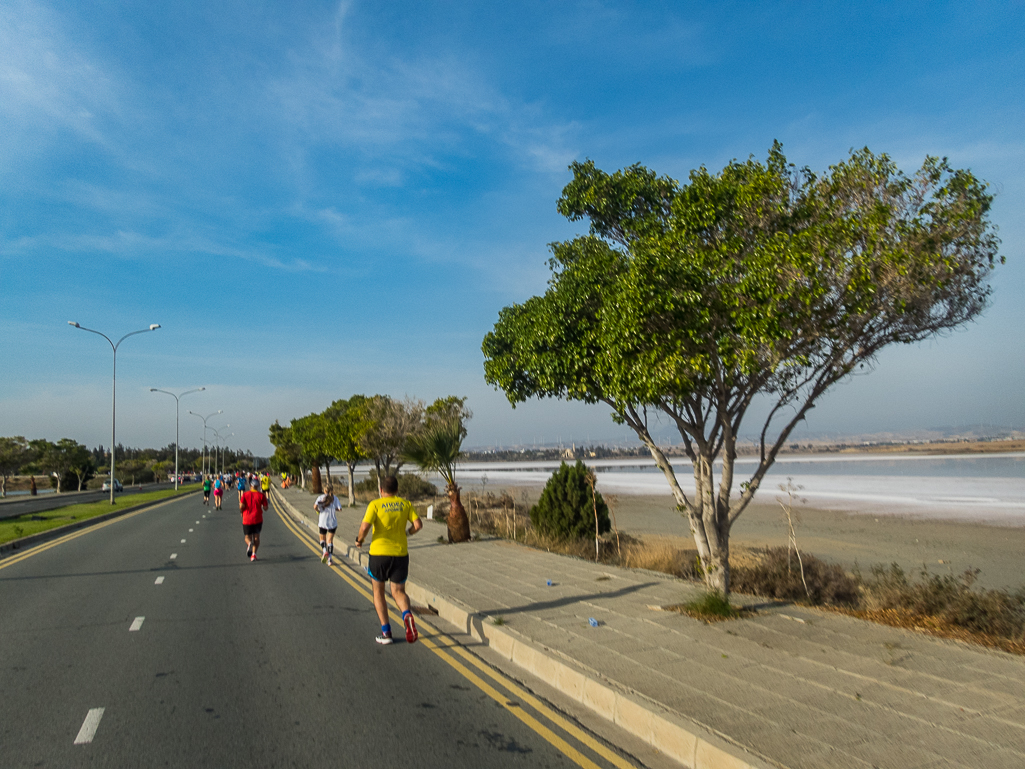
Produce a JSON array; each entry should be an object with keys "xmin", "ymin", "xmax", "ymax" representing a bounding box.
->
[
  {"xmin": 362, "ymin": 496, "xmax": 419, "ymax": 556},
  {"xmin": 261, "ymin": 476, "xmax": 270, "ymax": 491}
]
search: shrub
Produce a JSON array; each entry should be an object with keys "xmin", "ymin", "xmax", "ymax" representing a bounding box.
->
[
  {"xmin": 530, "ymin": 461, "xmax": 610, "ymax": 540},
  {"xmin": 353, "ymin": 470, "xmax": 438, "ymax": 501},
  {"xmin": 731, "ymin": 547, "xmax": 859, "ymax": 606},
  {"xmin": 862, "ymin": 564, "xmax": 1025, "ymax": 640},
  {"xmin": 677, "ymin": 591, "xmax": 742, "ymax": 621}
]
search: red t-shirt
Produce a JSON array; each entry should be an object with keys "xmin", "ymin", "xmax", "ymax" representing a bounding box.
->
[{"xmin": 240, "ymin": 490, "xmax": 267, "ymax": 525}]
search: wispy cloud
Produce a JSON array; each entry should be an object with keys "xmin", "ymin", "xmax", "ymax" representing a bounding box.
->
[
  {"xmin": 266, "ymin": 3, "xmax": 577, "ymax": 179},
  {"xmin": 0, "ymin": 0, "xmax": 126, "ymax": 163},
  {"xmin": 1, "ymin": 229, "xmax": 325, "ymax": 273}
]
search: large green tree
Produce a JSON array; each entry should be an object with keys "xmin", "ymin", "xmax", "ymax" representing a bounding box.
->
[
  {"xmin": 322, "ymin": 396, "xmax": 371, "ymax": 507},
  {"xmin": 483, "ymin": 145, "xmax": 1001, "ymax": 595},
  {"xmin": 32, "ymin": 439, "xmax": 93, "ymax": 492},
  {"xmin": 0, "ymin": 436, "xmax": 33, "ymax": 497},
  {"xmin": 291, "ymin": 413, "xmax": 332, "ymax": 494},
  {"xmin": 269, "ymin": 421, "xmax": 305, "ymax": 480},
  {"xmin": 358, "ymin": 395, "xmax": 423, "ymax": 480}
]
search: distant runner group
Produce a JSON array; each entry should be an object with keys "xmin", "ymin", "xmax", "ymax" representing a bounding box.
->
[{"xmin": 196, "ymin": 470, "xmax": 421, "ymax": 645}]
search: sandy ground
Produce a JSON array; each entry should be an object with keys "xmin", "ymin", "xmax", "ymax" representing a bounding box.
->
[{"xmin": 482, "ymin": 485, "xmax": 1025, "ymax": 591}]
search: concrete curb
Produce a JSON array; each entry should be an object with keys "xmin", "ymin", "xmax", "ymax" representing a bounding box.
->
[
  {"xmin": 272, "ymin": 488, "xmax": 773, "ymax": 769},
  {"xmin": 0, "ymin": 489, "xmax": 202, "ymax": 560}
]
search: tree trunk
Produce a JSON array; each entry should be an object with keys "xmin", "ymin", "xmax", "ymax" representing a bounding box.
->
[
  {"xmin": 446, "ymin": 484, "xmax": 471, "ymax": 543},
  {"xmin": 324, "ymin": 463, "xmax": 332, "ymax": 486},
  {"xmin": 624, "ymin": 415, "xmax": 728, "ymax": 596},
  {"xmin": 1, "ymin": 476, "xmax": 6, "ymax": 498},
  {"xmin": 310, "ymin": 465, "xmax": 323, "ymax": 495},
  {"xmin": 347, "ymin": 464, "xmax": 355, "ymax": 507}
]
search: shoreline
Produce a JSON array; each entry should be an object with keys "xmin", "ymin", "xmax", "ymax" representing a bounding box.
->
[{"xmin": 471, "ymin": 484, "xmax": 1025, "ymax": 592}]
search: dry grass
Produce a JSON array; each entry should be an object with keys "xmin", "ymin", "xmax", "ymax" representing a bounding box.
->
[{"xmin": 828, "ymin": 606, "xmax": 1025, "ymax": 656}]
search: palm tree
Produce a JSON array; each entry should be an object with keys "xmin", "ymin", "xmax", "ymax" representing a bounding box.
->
[{"xmin": 403, "ymin": 419, "xmax": 470, "ymax": 543}]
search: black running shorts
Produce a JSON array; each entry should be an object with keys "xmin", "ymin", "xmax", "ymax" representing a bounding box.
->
[
  {"xmin": 242, "ymin": 522, "xmax": 262, "ymax": 536},
  {"xmin": 319, "ymin": 527, "xmax": 338, "ymax": 535},
  {"xmin": 203, "ymin": 490, "xmax": 210, "ymax": 498},
  {"xmin": 368, "ymin": 554, "xmax": 409, "ymax": 584}
]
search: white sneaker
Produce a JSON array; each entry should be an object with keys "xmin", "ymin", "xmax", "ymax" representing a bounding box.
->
[
  {"xmin": 321, "ymin": 550, "xmax": 328, "ymax": 564},
  {"xmin": 327, "ymin": 555, "xmax": 333, "ymax": 566},
  {"xmin": 375, "ymin": 633, "xmax": 393, "ymax": 645}
]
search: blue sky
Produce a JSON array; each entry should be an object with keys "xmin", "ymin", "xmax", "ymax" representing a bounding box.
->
[{"xmin": 1, "ymin": 0, "xmax": 1023, "ymax": 455}]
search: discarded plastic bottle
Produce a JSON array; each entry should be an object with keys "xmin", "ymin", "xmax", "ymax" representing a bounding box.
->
[
  {"xmin": 588, "ymin": 618, "xmax": 599, "ymax": 627},
  {"xmin": 546, "ymin": 579, "xmax": 553, "ymax": 586}
]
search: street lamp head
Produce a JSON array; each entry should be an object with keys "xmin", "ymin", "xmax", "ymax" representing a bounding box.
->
[
  {"xmin": 199, "ymin": 387, "xmax": 206, "ymax": 391},
  {"xmin": 68, "ymin": 321, "xmax": 80, "ymax": 327},
  {"xmin": 150, "ymin": 388, "xmax": 158, "ymax": 392},
  {"xmin": 149, "ymin": 324, "xmax": 161, "ymax": 330}
]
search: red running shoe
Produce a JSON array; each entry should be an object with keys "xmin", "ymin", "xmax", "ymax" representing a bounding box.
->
[{"xmin": 404, "ymin": 612, "xmax": 418, "ymax": 644}]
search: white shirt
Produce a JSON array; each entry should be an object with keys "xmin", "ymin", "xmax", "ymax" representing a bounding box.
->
[{"xmin": 315, "ymin": 494, "xmax": 342, "ymax": 530}]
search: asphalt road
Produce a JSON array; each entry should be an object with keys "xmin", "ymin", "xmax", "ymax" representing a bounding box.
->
[
  {"xmin": 0, "ymin": 482, "xmax": 178, "ymax": 520},
  {"xmin": 0, "ymin": 492, "xmax": 640, "ymax": 769}
]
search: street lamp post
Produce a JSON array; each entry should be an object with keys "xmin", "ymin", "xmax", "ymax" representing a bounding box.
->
[
  {"xmin": 209, "ymin": 425, "xmax": 229, "ymax": 477},
  {"xmin": 221, "ymin": 433, "xmax": 234, "ymax": 475},
  {"xmin": 68, "ymin": 321, "xmax": 160, "ymax": 504},
  {"xmin": 150, "ymin": 387, "xmax": 205, "ymax": 490},
  {"xmin": 188, "ymin": 410, "xmax": 222, "ymax": 476}
]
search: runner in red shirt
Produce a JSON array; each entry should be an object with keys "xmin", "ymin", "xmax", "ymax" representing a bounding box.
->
[{"xmin": 240, "ymin": 485, "xmax": 268, "ymax": 561}]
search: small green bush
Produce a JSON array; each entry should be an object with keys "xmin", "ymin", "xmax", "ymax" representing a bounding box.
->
[
  {"xmin": 353, "ymin": 470, "xmax": 438, "ymax": 500},
  {"xmin": 530, "ymin": 461, "xmax": 610, "ymax": 540},
  {"xmin": 732, "ymin": 547, "xmax": 859, "ymax": 606},
  {"xmin": 681, "ymin": 591, "xmax": 741, "ymax": 620}
]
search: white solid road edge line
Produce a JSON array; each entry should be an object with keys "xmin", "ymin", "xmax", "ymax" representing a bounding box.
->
[
  {"xmin": 154, "ymin": 576, "xmax": 165, "ymax": 585},
  {"xmin": 74, "ymin": 708, "xmax": 105, "ymax": 744},
  {"xmin": 129, "ymin": 616, "xmax": 145, "ymax": 631}
]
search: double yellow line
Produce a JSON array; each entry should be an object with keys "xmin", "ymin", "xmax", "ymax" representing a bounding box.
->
[{"xmin": 269, "ymin": 494, "xmax": 637, "ymax": 769}]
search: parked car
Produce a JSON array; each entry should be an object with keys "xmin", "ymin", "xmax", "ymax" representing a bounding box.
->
[{"xmin": 102, "ymin": 479, "xmax": 123, "ymax": 492}]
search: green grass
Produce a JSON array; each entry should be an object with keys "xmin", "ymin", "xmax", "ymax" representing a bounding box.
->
[
  {"xmin": 0, "ymin": 487, "xmax": 199, "ymax": 546},
  {"xmin": 666, "ymin": 591, "xmax": 746, "ymax": 622}
]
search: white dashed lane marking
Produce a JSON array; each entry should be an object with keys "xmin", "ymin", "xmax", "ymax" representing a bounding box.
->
[
  {"xmin": 74, "ymin": 708, "xmax": 105, "ymax": 744},
  {"xmin": 188, "ymin": 529, "xmax": 193, "ymax": 532},
  {"xmin": 129, "ymin": 617, "xmax": 145, "ymax": 631},
  {"xmin": 154, "ymin": 576, "xmax": 164, "ymax": 585},
  {"xmin": 180, "ymin": 539, "xmax": 186, "ymax": 543},
  {"xmin": 169, "ymin": 553, "xmax": 177, "ymax": 560}
]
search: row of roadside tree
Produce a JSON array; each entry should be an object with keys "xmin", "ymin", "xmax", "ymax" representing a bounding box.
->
[
  {"xmin": 0, "ymin": 437, "xmax": 98, "ymax": 495},
  {"xmin": 268, "ymin": 394, "xmax": 474, "ymax": 542},
  {"xmin": 0, "ymin": 436, "xmax": 263, "ymax": 495}
]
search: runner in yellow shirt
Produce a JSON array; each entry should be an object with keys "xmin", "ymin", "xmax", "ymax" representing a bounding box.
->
[{"xmin": 355, "ymin": 475, "xmax": 423, "ymax": 645}]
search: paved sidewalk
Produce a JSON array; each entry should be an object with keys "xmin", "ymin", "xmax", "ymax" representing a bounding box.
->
[{"xmin": 276, "ymin": 485, "xmax": 1025, "ymax": 769}]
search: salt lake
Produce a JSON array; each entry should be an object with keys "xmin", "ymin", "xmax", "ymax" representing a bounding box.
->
[{"xmin": 445, "ymin": 452, "xmax": 1025, "ymax": 525}]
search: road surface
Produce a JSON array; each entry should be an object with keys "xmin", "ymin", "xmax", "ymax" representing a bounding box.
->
[{"xmin": 0, "ymin": 491, "xmax": 641, "ymax": 768}]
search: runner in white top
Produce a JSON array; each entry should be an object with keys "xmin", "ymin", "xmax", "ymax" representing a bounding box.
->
[{"xmin": 314, "ymin": 485, "xmax": 343, "ymax": 566}]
